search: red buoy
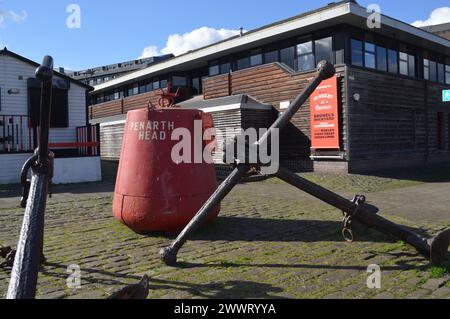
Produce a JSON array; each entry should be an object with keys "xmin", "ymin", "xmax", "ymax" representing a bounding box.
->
[{"xmin": 113, "ymin": 96, "xmax": 220, "ymax": 234}]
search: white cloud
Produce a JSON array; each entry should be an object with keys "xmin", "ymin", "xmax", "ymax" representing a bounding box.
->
[
  {"xmin": 412, "ymin": 7, "xmax": 450, "ymax": 27},
  {"xmin": 140, "ymin": 45, "xmax": 160, "ymax": 58},
  {"xmin": 140, "ymin": 26, "xmax": 242, "ymax": 58},
  {"xmin": 0, "ymin": 8, "xmax": 28, "ymax": 25},
  {"xmin": 8, "ymin": 10, "xmax": 27, "ymax": 23}
]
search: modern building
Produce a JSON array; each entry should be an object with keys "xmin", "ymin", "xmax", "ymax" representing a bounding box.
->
[
  {"xmin": 0, "ymin": 48, "xmax": 102, "ymax": 184},
  {"xmin": 65, "ymin": 54, "xmax": 174, "ymax": 87},
  {"xmin": 88, "ymin": 0, "xmax": 450, "ymax": 173}
]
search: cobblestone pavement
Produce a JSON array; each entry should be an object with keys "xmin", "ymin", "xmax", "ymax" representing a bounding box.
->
[{"xmin": 0, "ymin": 167, "xmax": 449, "ymax": 299}]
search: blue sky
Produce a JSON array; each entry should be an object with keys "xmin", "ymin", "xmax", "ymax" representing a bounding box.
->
[{"xmin": 0, "ymin": 0, "xmax": 449, "ymax": 70}]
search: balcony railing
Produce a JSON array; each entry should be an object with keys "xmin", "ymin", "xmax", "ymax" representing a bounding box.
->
[
  {"xmin": 1, "ymin": 115, "xmax": 100, "ymax": 157},
  {"xmin": 0, "ymin": 115, "xmax": 34, "ymax": 154}
]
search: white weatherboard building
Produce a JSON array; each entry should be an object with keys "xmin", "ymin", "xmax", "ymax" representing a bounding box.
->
[{"xmin": 0, "ymin": 48, "xmax": 102, "ymax": 184}]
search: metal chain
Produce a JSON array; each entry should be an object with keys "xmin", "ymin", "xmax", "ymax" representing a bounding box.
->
[{"xmin": 342, "ymin": 195, "xmax": 366, "ymax": 243}]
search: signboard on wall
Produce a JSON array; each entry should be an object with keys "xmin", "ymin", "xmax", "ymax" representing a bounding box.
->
[
  {"xmin": 310, "ymin": 75, "xmax": 340, "ymax": 149},
  {"xmin": 443, "ymin": 90, "xmax": 450, "ymax": 102}
]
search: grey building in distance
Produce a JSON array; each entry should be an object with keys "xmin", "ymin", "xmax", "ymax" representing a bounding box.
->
[{"xmin": 65, "ymin": 54, "xmax": 174, "ymax": 86}]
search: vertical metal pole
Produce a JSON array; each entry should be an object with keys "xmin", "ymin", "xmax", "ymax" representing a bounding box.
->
[{"xmin": 7, "ymin": 56, "xmax": 54, "ymax": 299}]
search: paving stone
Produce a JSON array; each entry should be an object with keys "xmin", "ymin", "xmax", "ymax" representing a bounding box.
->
[
  {"xmin": 422, "ymin": 278, "xmax": 449, "ymax": 290},
  {"xmin": 430, "ymin": 286, "xmax": 450, "ymax": 299},
  {"xmin": 406, "ymin": 289, "xmax": 432, "ymax": 299}
]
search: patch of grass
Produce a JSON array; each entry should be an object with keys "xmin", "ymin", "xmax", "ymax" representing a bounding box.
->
[
  {"xmin": 378, "ymin": 241, "xmax": 406, "ymax": 253},
  {"xmin": 427, "ymin": 266, "xmax": 449, "ymax": 279}
]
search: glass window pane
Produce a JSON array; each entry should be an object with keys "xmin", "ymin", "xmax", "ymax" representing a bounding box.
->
[
  {"xmin": 400, "ymin": 60, "xmax": 408, "ymax": 75},
  {"xmin": 351, "ymin": 39, "xmax": 363, "ymax": 67},
  {"xmin": 160, "ymin": 80, "xmax": 168, "ymax": 88},
  {"xmin": 298, "ymin": 54, "xmax": 315, "ymax": 71},
  {"xmin": 408, "ymin": 55, "xmax": 415, "ymax": 77},
  {"xmin": 399, "ymin": 52, "xmax": 408, "ymax": 61},
  {"xmin": 315, "ymin": 37, "xmax": 333, "ymax": 64},
  {"xmin": 153, "ymin": 81, "xmax": 160, "ymax": 90},
  {"xmin": 250, "ymin": 53, "xmax": 262, "ymax": 66},
  {"xmin": 437, "ymin": 63, "xmax": 445, "ymax": 83},
  {"xmin": 209, "ymin": 64, "xmax": 219, "ymax": 76},
  {"xmin": 221, "ymin": 62, "xmax": 231, "ymax": 74},
  {"xmin": 280, "ymin": 47, "xmax": 295, "ymax": 70},
  {"xmin": 388, "ymin": 49, "xmax": 398, "ymax": 73},
  {"xmin": 365, "ymin": 42, "xmax": 375, "ymax": 53},
  {"xmin": 237, "ymin": 56, "xmax": 250, "ymax": 70},
  {"xmin": 424, "ymin": 59, "xmax": 430, "ymax": 80},
  {"xmin": 264, "ymin": 50, "xmax": 278, "ymax": 63},
  {"xmin": 365, "ymin": 52, "xmax": 376, "ymax": 69},
  {"xmin": 297, "ymin": 41, "xmax": 313, "ymax": 55},
  {"xmin": 172, "ymin": 76, "xmax": 187, "ymax": 86},
  {"xmin": 446, "ymin": 65, "xmax": 450, "ymax": 84},
  {"xmin": 376, "ymin": 47, "xmax": 387, "ymax": 71},
  {"xmin": 429, "ymin": 61, "xmax": 437, "ymax": 82},
  {"xmin": 192, "ymin": 78, "xmax": 200, "ymax": 95}
]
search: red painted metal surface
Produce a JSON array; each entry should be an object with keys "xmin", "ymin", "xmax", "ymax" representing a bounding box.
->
[{"xmin": 113, "ymin": 107, "xmax": 220, "ymax": 234}]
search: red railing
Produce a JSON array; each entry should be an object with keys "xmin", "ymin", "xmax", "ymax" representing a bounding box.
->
[
  {"xmin": 76, "ymin": 124, "xmax": 100, "ymax": 157},
  {"xmin": 0, "ymin": 115, "xmax": 34, "ymax": 154},
  {"xmin": 1, "ymin": 117, "xmax": 100, "ymax": 157},
  {"xmin": 48, "ymin": 124, "xmax": 100, "ymax": 157}
]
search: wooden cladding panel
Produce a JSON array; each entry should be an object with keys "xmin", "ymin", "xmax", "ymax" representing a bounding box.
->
[
  {"xmin": 347, "ymin": 67, "xmax": 450, "ymax": 160},
  {"xmin": 203, "ymin": 74, "xmax": 230, "ymax": 100},
  {"xmin": 90, "ymin": 91, "xmax": 161, "ymax": 119}
]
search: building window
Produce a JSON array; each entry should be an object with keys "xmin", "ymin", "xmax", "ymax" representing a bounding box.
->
[
  {"xmin": 297, "ymin": 40, "xmax": 314, "ymax": 71},
  {"xmin": 445, "ymin": 64, "xmax": 450, "ymax": 84},
  {"xmin": 315, "ymin": 37, "xmax": 333, "ymax": 65},
  {"xmin": 160, "ymin": 79, "xmax": 168, "ymax": 89},
  {"xmin": 264, "ymin": 50, "xmax": 279, "ymax": 64},
  {"xmin": 127, "ymin": 84, "xmax": 139, "ymax": 97},
  {"xmin": 424, "ymin": 59, "xmax": 430, "ymax": 80},
  {"xmin": 376, "ymin": 46, "xmax": 387, "ymax": 71},
  {"xmin": 221, "ymin": 62, "xmax": 231, "ymax": 74},
  {"xmin": 364, "ymin": 42, "xmax": 376, "ymax": 69},
  {"xmin": 209, "ymin": 61, "xmax": 231, "ymax": 75},
  {"xmin": 388, "ymin": 49, "xmax": 398, "ymax": 74},
  {"xmin": 250, "ymin": 49, "xmax": 263, "ymax": 66},
  {"xmin": 399, "ymin": 52, "xmax": 408, "ymax": 75},
  {"xmin": 437, "ymin": 63, "xmax": 445, "ymax": 84},
  {"xmin": 351, "ymin": 39, "xmax": 363, "ymax": 67},
  {"xmin": 408, "ymin": 55, "xmax": 416, "ymax": 77},
  {"xmin": 280, "ymin": 46, "xmax": 296, "ymax": 70},
  {"xmin": 429, "ymin": 60, "xmax": 437, "ymax": 82},
  {"xmin": 139, "ymin": 83, "xmax": 148, "ymax": 94},
  {"xmin": 192, "ymin": 77, "xmax": 201, "ymax": 95},
  {"xmin": 172, "ymin": 76, "xmax": 187, "ymax": 86},
  {"xmin": 209, "ymin": 62, "xmax": 220, "ymax": 76},
  {"xmin": 237, "ymin": 56, "xmax": 250, "ymax": 70}
]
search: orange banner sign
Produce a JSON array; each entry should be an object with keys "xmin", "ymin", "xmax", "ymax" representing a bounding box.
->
[{"xmin": 310, "ymin": 75, "xmax": 340, "ymax": 149}]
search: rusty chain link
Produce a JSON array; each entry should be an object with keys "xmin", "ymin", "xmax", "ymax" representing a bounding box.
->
[{"xmin": 342, "ymin": 195, "xmax": 366, "ymax": 243}]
